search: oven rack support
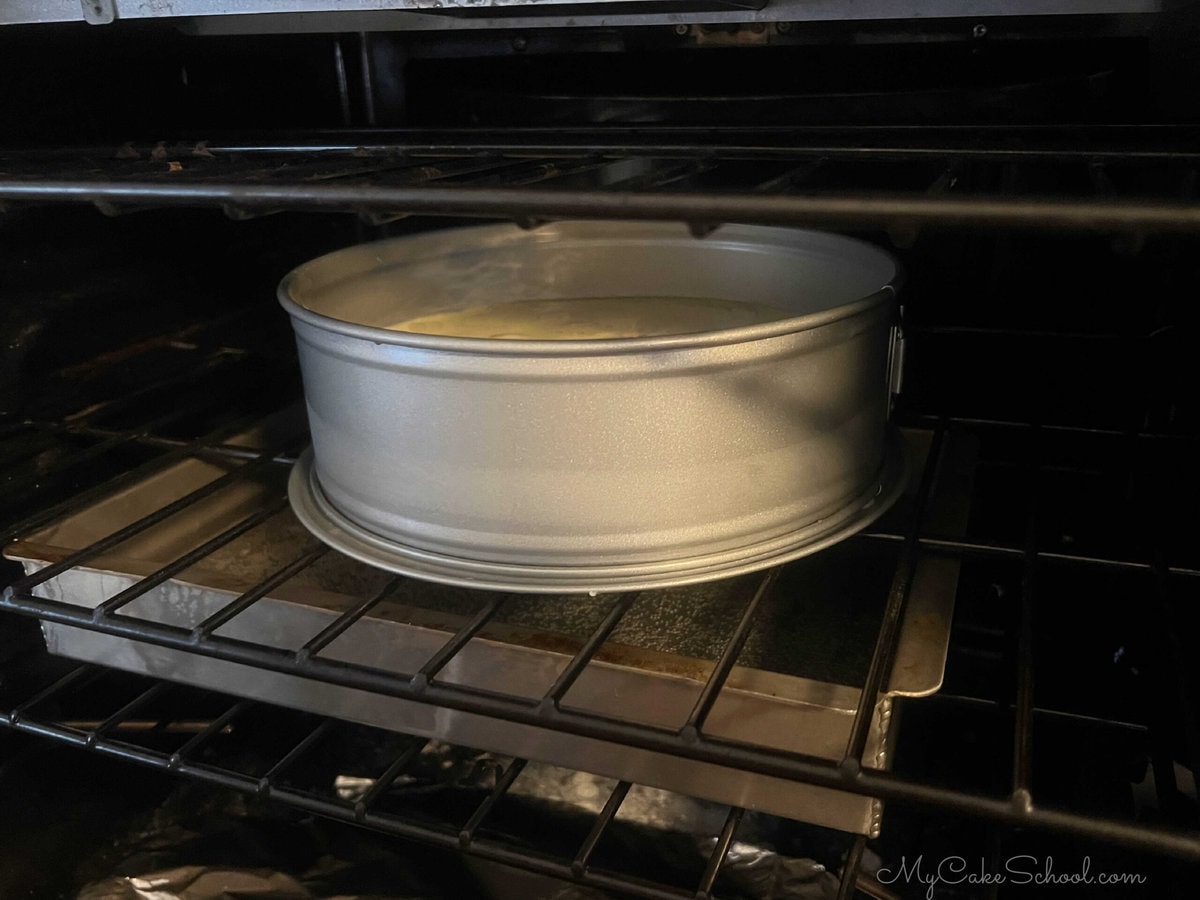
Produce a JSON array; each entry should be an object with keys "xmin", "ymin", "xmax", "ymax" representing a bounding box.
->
[{"xmin": 2, "ymin": 414, "xmax": 1199, "ymax": 870}]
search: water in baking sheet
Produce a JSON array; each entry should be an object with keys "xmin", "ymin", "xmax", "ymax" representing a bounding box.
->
[{"xmin": 387, "ymin": 296, "xmax": 787, "ymax": 340}]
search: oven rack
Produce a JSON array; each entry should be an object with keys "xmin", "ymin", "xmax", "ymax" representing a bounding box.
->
[
  {"xmin": 1, "ymin": 426, "xmax": 1197, "ymax": 899},
  {"xmin": 2, "ymin": 659, "xmax": 831, "ymax": 900},
  {"xmin": 3, "ymin": 126, "xmax": 1200, "ymax": 233},
  {"xmin": 1, "ymin": 328, "xmax": 1198, "ymax": 887}
]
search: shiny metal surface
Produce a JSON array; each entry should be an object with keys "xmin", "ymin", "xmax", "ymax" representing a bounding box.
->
[
  {"xmin": 0, "ymin": 0, "xmax": 1162, "ymax": 30},
  {"xmin": 279, "ymin": 221, "xmax": 901, "ymax": 590},
  {"xmin": 288, "ymin": 434, "xmax": 906, "ymax": 592}
]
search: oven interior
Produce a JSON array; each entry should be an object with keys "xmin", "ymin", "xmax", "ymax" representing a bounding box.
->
[{"xmin": 0, "ymin": 5, "xmax": 1198, "ymax": 898}]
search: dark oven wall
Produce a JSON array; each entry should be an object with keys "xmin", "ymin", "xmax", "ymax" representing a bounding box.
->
[{"xmin": 1, "ymin": 12, "xmax": 1198, "ymax": 900}]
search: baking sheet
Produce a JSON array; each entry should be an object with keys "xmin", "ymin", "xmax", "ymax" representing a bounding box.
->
[{"xmin": 6, "ymin": 427, "xmax": 968, "ymax": 836}]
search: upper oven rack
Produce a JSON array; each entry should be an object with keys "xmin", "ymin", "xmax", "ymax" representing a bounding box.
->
[{"xmin": 3, "ymin": 125, "xmax": 1200, "ymax": 232}]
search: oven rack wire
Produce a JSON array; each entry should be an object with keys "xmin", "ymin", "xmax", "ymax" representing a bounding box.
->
[
  {"xmin": 0, "ymin": 314, "xmax": 1197, "ymax": 900},
  {"xmin": 2, "ymin": 126, "xmax": 1200, "ymax": 233},
  {"xmin": 1, "ymin": 664, "xmax": 780, "ymax": 900}
]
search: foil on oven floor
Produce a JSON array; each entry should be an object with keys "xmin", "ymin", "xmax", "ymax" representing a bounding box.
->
[{"xmin": 4, "ymin": 427, "xmax": 968, "ymax": 837}]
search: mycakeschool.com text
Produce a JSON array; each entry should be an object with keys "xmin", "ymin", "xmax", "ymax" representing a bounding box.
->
[{"xmin": 876, "ymin": 855, "xmax": 1147, "ymax": 898}]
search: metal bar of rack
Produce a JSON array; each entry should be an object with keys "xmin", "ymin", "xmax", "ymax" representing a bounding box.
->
[
  {"xmin": 842, "ymin": 426, "xmax": 942, "ymax": 766},
  {"xmin": 19, "ymin": 124, "xmax": 1200, "ymax": 158},
  {"xmin": 170, "ymin": 699, "xmax": 252, "ymax": 766},
  {"xmin": 352, "ymin": 736, "xmax": 426, "ymax": 821},
  {"xmin": 697, "ymin": 806, "xmax": 744, "ymax": 900},
  {"xmin": 87, "ymin": 681, "xmax": 173, "ymax": 745},
  {"xmin": 297, "ymin": 575, "xmax": 405, "ymax": 660},
  {"xmin": 414, "ymin": 593, "xmax": 509, "ymax": 686},
  {"xmin": 3, "ymin": 128, "xmax": 1200, "ymax": 233},
  {"xmin": 459, "ymin": 757, "xmax": 528, "ymax": 848},
  {"xmin": 541, "ymin": 592, "xmax": 638, "ymax": 709},
  {"xmin": 4, "ymin": 180, "xmax": 1200, "ymax": 233},
  {"xmin": 681, "ymin": 570, "xmax": 777, "ymax": 740},
  {"xmin": 836, "ymin": 836, "xmax": 868, "ymax": 900},
  {"xmin": 257, "ymin": 718, "xmax": 337, "ymax": 792},
  {"xmin": 876, "ymin": 536, "xmax": 1200, "ymax": 578},
  {"xmin": 572, "ymin": 780, "xmax": 631, "ymax": 878},
  {"xmin": 1011, "ymin": 496, "xmax": 1039, "ymax": 810}
]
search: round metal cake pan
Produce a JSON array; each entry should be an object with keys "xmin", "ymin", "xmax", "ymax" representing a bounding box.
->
[
  {"xmin": 287, "ymin": 432, "xmax": 907, "ymax": 593},
  {"xmin": 279, "ymin": 220, "xmax": 903, "ymax": 590}
]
